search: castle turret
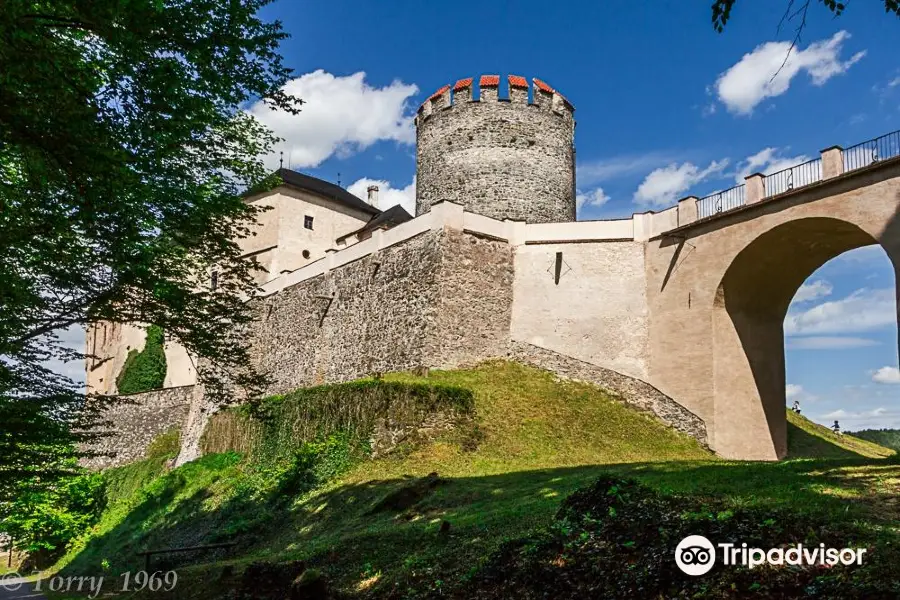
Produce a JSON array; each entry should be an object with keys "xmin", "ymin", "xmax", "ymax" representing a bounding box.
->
[{"xmin": 415, "ymin": 75, "xmax": 576, "ymax": 223}]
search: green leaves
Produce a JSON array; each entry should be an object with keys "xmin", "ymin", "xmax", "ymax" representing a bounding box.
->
[
  {"xmin": 115, "ymin": 325, "xmax": 167, "ymax": 395},
  {"xmin": 1, "ymin": 0, "xmax": 300, "ymax": 521}
]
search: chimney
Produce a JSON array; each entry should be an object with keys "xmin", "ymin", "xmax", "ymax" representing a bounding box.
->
[{"xmin": 367, "ymin": 185, "xmax": 379, "ymax": 208}]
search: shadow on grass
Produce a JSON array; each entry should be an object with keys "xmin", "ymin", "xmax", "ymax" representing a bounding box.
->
[{"xmin": 54, "ymin": 451, "xmax": 900, "ymax": 598}]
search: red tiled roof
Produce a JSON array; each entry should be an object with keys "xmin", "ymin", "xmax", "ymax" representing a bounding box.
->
[
  {"xmin": 508, "ymin": 75, "xmax": 528, "ymax": 89},
  {"xmin": 480, "ymin": 75, "xmax": 500, "ymax": 87},
  {"xmin": 454, "ymin": 77, "xmax": 474, "ymax": 91},
  {"xmin": 429, "ymin": 85, "xmax": 450, "ymax": 100},
  {"xmin": 532, "ymin": 78, "xmax": 554, "ymax": 93}
]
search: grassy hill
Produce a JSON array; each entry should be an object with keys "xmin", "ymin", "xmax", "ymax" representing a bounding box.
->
[
  {"xmin": 786, "ymin": 410, "xmax": 895, "ymax": 459},
  {"xmin": 46, "ymin": 362, "xmax": 899, "ymax": 599},
  {"xmin": 849, "ymin": 428, "xmax": 900, "ymax": 452}
]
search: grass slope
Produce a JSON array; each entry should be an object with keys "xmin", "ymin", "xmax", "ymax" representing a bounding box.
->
[
  {"xmin": 787, "ymin": 410, "xmax": 895, "ymax": 459},
  {"xmin": 47, "ymin": 362, "xmax": 899, "ymax": 599}
]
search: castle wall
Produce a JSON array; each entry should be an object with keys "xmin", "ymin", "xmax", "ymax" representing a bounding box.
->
[
  {"xmin": 82, "ymin": 385, "xmax": 194, "ymax": 470},
  {"xmin": 510, "ymin": 241, "xmax": 650, "ymax": 380},
  {"xmin": 415, "ymin": 76, "xmax": 575, "ymax": 224},
  {"xmin": 244, "ymin": 226, "xmax": 516, "ymax": 394}
]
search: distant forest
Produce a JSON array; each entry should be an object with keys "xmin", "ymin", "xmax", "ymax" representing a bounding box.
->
[{"xmin": 851, "ymin": 429, "xmax": 900, "ymax": 451}]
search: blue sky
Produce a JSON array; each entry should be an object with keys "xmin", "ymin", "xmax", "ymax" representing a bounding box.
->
[
  {"xmin": 244, "ymin": 0, "xmax": 900, "ymax": 431},
  {"xmin": 55, "ymin": 2, "xmax": 900, "ymax": 431}
]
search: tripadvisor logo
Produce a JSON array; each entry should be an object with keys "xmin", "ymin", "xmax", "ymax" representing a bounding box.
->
[{"xmin": 675, "ymin": 535, "xmax": 868, "ymax": 576}]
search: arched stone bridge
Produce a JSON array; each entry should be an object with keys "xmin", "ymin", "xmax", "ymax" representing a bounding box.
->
[{"xmin": 645, "ymin": 135, "xmax": 900, "ymax": 460}]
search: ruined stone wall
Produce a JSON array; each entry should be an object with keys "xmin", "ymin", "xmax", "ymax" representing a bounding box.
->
[
  {"xmin": 82, "ymin": 386, "xmax": 194, "ymax": 470},
  {"xmin": 415, "ymin": 75, "xmax": 575, "ymax": 224}
]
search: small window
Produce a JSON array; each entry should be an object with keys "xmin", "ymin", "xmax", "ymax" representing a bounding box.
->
[
  {"xmin": 302, "ymin": 249, "xmax": 311, "ymax": 259},
  {"xmin": 211, "ymin": 270, "xmax": 218, "ymax": 290},
  {"xmin": 304, "ymin": 215, "xmax": 314, "ymax": 230}
]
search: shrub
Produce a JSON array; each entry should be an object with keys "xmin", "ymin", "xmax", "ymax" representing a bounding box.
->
[
  {"xmin": 0, "ymin": 470, "xmax": 105, "ymax": 558},
  {"xmin": 201, "ymin": 379, "xmax": 474, "ymax": 464},
  {"xmin": 116, "ymin": 325, "xmax": 167, "ymax": 395}
]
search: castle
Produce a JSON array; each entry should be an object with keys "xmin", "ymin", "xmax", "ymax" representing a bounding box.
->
[{"xmin": 86, "ymin": 75, "xmax": 900, "ymax": 467}]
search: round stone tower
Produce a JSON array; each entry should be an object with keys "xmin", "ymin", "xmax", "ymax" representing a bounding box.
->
[{"xmin": 415, "ymin": 75, "xmax": 576, "ymax": 224}]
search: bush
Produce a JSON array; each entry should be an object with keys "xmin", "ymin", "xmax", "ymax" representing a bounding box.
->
[
  {"xmin": 201, "ymin": 379, "xmax": 474, "ymax": 463},
  {"xmin": 116, "ymin": 325, "xmax": 167, "ymax": 395},
  {"xmin": 0, "ymin": 470, "xmax": 106, "ymax": 558}
]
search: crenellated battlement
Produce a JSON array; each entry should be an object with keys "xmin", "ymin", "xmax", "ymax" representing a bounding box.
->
[
  {"xmin": 414, "ymin": 73, "xmax": 577, "ymax": 223},
  {"xmin": 415, "ymin": 74, "xmax": 575, "ymax": 126}
]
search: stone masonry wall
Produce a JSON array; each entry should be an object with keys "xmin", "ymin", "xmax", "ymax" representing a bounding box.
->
[
  {"xmin": 246, "ymin": 230, "xmax": 443, "ymax": 394},
  {"xmin": 415, "ymin": 76, "xmax": 575, "ymax": 224},
  {"xmin": 243, "ymin": 228, "xmax": 516, "ymax": 394},
  {"xmin": 431, "ymin": 229, "xmax": 516, "ymax": 367},
  {"xmin": 82, "ymin": 385, "xmax": 194, "ymax": 470}
]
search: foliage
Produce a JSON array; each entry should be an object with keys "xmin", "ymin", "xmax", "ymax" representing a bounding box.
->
[
  {"xmin": 851, "ymin": 428, "xmax": 900, "ymax": 452},
  {"xmin": 0, "ymin": 0, "xmax": 300, "ymax": 502},
  {"xmin": 712, "ymin": 0, "xmax": 900, "ymax": 33},
  {"xmin": 0, "ymin": 465, "xmax": 105, "ymax": 556},
  {"xmin": 116, "ymin": 325, "xmax": 168, "ymax": 395},
  {"xmin": 201, "ymin": 379, "xmax": 475, "ymax": 462}
]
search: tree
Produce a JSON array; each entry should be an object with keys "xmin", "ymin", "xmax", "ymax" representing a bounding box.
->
[
  {"xmin": 0, "ymin": 0, "xmax": 300, "ymax": 511},
  {"xmin": 712, "ymin": 0, "xmax": 900, "ymax": 34}
]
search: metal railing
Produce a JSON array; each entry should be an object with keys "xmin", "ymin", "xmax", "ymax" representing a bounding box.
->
[
  {"xmin": 684, "ymin": 128, "xmax": 900, "ymax": 224},
  {"xmin": 697, "ymin": 185, "xmax": 745, "ymax": 219},
  {"xmin": 764, "ymin": 158, "xmax": 822, "ymax": 198},
  {"xmin": 843, "ymin": 130, "xmax": 900, "ymax": 173}
]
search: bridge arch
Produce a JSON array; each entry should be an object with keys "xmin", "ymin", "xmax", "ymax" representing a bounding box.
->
[{"xmin": 711, "ymin": 218, "xmax": 888, "ymax": 459}]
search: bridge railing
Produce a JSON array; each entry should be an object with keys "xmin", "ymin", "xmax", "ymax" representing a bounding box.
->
[
  {"xmin": 697, "ymin": 185, "xmax": 746, "ymax": 219},
  {"xmin": 675, "ymin": 127, "xmax": 900, "ymax": 229},
  {"xmin": 763, "ymin": 158, "xmax": 822, "ymax": 198},
  {"xmin": 843, "ymin": 130, "xmax": 900, "ymax": 173}
]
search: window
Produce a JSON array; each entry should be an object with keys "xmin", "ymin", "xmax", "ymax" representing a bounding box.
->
[
  {"xmin": 302, "ymin": 249, "xmax": 311, "ymax": 259},
  {"xmin": 304, "ymin": 215, "xmax": 314, "ymax": 230},
  {"xmin": 211, "ymin": 270, "xmax": 218, "ymax": 290}
]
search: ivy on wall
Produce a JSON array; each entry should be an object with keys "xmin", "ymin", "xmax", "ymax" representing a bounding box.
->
[{"xmin": 116, "ymin": 325, "xmax": 168, "ymax": 395}]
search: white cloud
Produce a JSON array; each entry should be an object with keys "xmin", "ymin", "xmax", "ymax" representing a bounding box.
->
[
  {"xmin": 246, "ymin": 70, "xmax": 419, "ymax": 169},
  {"xmin": 819, "ymin": 407, "xmax": 899, "ymax": 430},
  {"xmin": 347, "ymin": 177, "xmax": 416, "ymax": 215},
  {"xmin": 793, "ymin": 280, "xmax": 833, "ymax": 303},
  {"xmin": 786, "ymin": 383, "xmax": 818, "ymax": 404},
  {"xmin": 784, "ymin": 288, "xmax": 896, "ymax": 336},
  {"xmin": 786, "ymin": 336, "xmax": 879, "ymax": 350},
  {"xmin": 889, "ymin": 76, "xmax": 900, "ymax": 88},
  {"xmin": 633, "ymin": 160, "xmax": 728, "ymax": 207},
  {"xmin": 576, "ymin": 187, "xmax": 611, "ymax": 213},
  {"xmin": 577, "ymin": 152, "xmax": 674, "ymax": 187},
  {"xmin": 733, "ymin": 147, "xmax": 812, "ymax": 184},
  {"xmin": 714, "ymin": 31, "xmax": 865, "ymax": 115},
  {"xmin": 871, "ymin": 366, "xmax": 900, "ymax": 384}
]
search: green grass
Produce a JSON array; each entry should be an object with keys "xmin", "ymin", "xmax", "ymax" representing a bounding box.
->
[
  {"xmin": 786, "ymin": 409, "xmax": 894, "ymax": 459},
  {"xmin": 43, "ymin": 361, "xmax": 899, "ymax": 599}
]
